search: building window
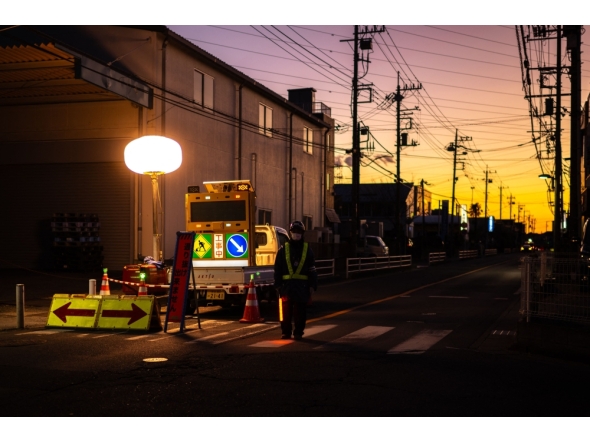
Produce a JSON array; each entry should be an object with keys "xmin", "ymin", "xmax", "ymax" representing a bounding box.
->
[
  {"xmin": 259, "ymin": 103, "xmax": 273, "ymax": 137},
  {"xmin": 303, "ymin": 127, "xmax": 313, "ymax": 154},
  {"xmin": 303, "ymin": 215, "xmax": 313, "ymax": 230},
  {"xmin": 194, "ymin": 69, "xmax": 214, "ymax": 109},
  {"xmin": 258, "ymin": 209, "xmax": 272, "ymax": 225}
]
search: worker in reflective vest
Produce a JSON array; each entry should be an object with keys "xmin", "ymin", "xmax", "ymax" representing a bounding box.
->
[{"xmin": 274, "ymin": 220, "xmax": 318, "ymax": 340}]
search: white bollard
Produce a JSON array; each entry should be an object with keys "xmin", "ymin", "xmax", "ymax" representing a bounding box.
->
[
  {"xmin": 89, "ymin": 279, "xmax": 96, "ymax": 295},
  {"xmin": 16, "ymin": 284, "xmax": 25, "ymax": 329}
]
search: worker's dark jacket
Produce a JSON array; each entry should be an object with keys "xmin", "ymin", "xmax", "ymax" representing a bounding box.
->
[{"xmin": 274, "ymin": 240, "xmax": 318, "ymax": 303}]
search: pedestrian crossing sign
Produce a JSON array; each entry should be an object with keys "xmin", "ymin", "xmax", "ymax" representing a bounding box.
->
[{"xmin": 193, "ymin": 234, "xmax": 212, "ymax": 259}]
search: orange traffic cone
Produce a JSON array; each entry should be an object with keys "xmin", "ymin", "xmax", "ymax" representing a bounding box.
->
[
  {"xmin": 239, "ymin": 279, "xmax": 264, "ymax": 323},
  {"xmin": 100, "ymin": 268, "xmax": 110, "ymax": 295},
  {"xmin": 138, "ymin": 278, "xmax": 148, "ymax": 297}
]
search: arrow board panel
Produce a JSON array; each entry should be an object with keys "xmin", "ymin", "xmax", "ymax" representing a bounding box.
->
[
  {"xmin": 96, "ymin": 296, "xmax": 154, "ymax": 330},
  {"xmin": 47, "ymin": 295, "xmax": 101, "ymax": 328}
]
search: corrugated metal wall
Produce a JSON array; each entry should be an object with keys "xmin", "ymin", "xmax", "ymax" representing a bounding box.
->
[{"xmin": 0, "ymin": 162, "xmax": 132, "ymax": 270}]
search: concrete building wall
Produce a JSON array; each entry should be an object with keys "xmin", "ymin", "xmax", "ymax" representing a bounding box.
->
[{"xmin": 0, "ymin": 25, "xmax": 333, "ymax": 269}]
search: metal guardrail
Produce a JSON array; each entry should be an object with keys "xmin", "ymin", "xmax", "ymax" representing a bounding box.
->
[
  {"xmin": 459, "ymin": 250, "xmax": 478, "ymax": 259},
  {"xmin": 315, "ymin": 259, "xmax": 335, "ymax": 277},
  {"xmin": 428, "ymin": 252, "xmax": 446, "ymax": 264},
  {"xmin": 485, "ymin": 249, "xmax": 498, "ymax": 256},
  {"xmin": 346, "ymin": 255, "xmax": 411, "ymax": 279},
  {"xmin": 521, "ymin": 254, "xmax": 590, "ymax": 325}
]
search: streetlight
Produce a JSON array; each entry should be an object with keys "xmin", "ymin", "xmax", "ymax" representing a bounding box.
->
[{"xmin": 124, "ymin": 135, "xmax": 182, "ymax": 261}]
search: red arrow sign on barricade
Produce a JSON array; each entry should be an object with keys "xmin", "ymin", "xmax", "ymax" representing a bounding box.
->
[
  {"xmin": 53, "ymin": 302, "xmax": 96, "ymax": 323},
  {"xmin": 101, "ymin": 303, "xmax": 148, "ymax": 325}
]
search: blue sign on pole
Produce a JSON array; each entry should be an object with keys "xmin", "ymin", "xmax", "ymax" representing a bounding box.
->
[
  {"xmin": 488, "ymin": 216, "xmax": 495, "ymax": 233},
  {"xmin": 225, "ymin": 233, "xmax": 248, "ymax": 258}
]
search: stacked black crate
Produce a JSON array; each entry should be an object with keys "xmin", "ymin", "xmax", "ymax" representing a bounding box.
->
[{"xmin": 51, "ymin": 213, "xmax": 103, "ymax": 271}]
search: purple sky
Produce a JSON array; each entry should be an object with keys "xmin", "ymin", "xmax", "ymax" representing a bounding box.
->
[{"xmin": 169, "ymin": 24, "xmax": 590, "ymax": 231}]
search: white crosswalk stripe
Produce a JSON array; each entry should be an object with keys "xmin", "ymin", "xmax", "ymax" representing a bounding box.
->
[
  {"xmin": 387, "ymin": 329, "xmax": 452, "ymax": 354},
  {"xmin": 16, "ymin": 329, "xmax": 73, "ymax": 335},
  {"xmin": 249, "ymin": 324, "xmax": 337, "ymax": 348},
  {"xmin": 315, "ymin": 326, "xmax": 394, "ymax": 349},
  {"xmin": 189, "ymin": 322, "xmax": 274, "ymax": 345}
]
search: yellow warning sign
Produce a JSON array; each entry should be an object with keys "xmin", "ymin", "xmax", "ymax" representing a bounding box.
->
[
  {"xmin": 96, "ymin": 296, "xmax": 154, "ymax": 330},
  {"xmin": 46, "ymin": 294, "xmax": 161, "ymax": 331},
  {"xmin": 47, "ymin": 294, "xmax": 101, "ymax": 329},
  {"xmin": 194, "ymin": 234, "xmax": 212, "ymax": 259}
]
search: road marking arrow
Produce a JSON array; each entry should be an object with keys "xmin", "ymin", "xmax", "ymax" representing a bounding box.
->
[
  {"xmin": 229, "ymin": 237, "xmax": 244, "ymax": 253},
  {"xmin": 101, "ymin": 303, "xmax": 148, "ymax": 325},
  {"xmin": 53, "ymin": 302, "xmax": 96, "ymax": 323}
]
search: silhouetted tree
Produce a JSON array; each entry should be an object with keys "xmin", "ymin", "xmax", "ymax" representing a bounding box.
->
[{"xmin": 469, "ymin": 203, "xmax": 482, "ymax": 218}]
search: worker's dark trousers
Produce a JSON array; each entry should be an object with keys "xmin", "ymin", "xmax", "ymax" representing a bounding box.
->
[{"xmin": 280, "ymin": 297, "xmax": 307, "ymax": 337}]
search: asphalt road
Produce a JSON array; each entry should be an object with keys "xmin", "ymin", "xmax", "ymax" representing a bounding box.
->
[{"xmin": 0, "ymin": 254, "xmax": 589, "ymax": 417}]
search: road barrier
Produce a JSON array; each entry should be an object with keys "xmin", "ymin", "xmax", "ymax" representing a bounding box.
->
[
  {"xmin": 46, "ymin": 294, "xmax": 162, "ymax": 331},
  {"xmin": 428, "ymin": 252, "xmax": 446, "ymax": 265},
  {"xmin": 521, "ymin": 254, "xmax": 590, "ymax": 325},
  {"xmin": 459, "ymin": 250, "xmax": 478, "ymax": 259},
  {"xmin": 346, "ymin": 255, "xmax": 411, "ymax": 279},
  {"xmin": 316, "ymin": 259, "xmax": 335, "ymax": 277},
  {"xmin": 485, "ymin": 249, "xmax": 498, "ymax": 256}
]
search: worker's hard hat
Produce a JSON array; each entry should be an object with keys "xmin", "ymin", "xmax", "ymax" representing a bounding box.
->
[{"xmin": 289, "ymin": 220, "xmax": 305, "ymax": 233}]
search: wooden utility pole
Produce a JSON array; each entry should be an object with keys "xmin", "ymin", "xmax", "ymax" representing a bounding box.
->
[
  {"xmin": 565, "ymin": 25, "xmax": 582, "ymax": 243},
  {"xmin": 554, "ymin": 26, "xmax": 563, "ymax": 250},
  {"xmin": 389, "ymin": 73, "xmax": 421, "ymax": 254},
  {"xmin": 499, "ymin": 184, "xmax": 508, "ymax": 220},
  {"xmin": 341, "ymin": 26, "xmax": 384, "ymax": 252}
]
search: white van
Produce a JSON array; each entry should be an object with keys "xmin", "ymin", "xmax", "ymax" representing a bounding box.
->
[{"xmin": 359, "ymin": 235, "xmax": 389, "ymax": 257}]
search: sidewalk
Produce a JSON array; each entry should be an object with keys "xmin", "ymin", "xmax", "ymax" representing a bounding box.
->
[
  {"xmin": 515, "ymin": 317, "xmax": 590, "ymax": 362},
  {"xmin": 0, "ymin": 268, "xmax": 124, "ymax": 331}
]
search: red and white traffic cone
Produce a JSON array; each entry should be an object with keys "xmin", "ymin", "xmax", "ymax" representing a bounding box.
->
[
  {"xmin": 100, "ymin": 268, "xmax": 110, "ymax": 295},
  {"xmin": 239, "ymin": 279, "xmax": 264, "ymax": 323},
  {"xmin": 138, "ymin": 278, "xmax": 148, "ymax": 297}
]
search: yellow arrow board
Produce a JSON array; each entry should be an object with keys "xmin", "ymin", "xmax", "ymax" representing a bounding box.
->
[
  {"xmin": 47, "ymin": 294, "xmax": 101, "ymax": 328},
  {"xmin": 96, "ymin": 295, "xmax": 154, "ymax": 330}
]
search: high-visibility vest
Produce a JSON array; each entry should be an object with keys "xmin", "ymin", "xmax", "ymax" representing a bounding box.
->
[{"xmin": 282, "ymin": 242, "xmax": 309, "ymax": 281}]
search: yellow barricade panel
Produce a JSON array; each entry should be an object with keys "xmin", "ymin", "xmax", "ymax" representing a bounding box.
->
[
  {"xmin": 96, "ymin": 296, "xmax": 154, "ymax": 330},
  {"xmin": 47, "ymin": 295, "xmax": 101, "ymax": 328}
]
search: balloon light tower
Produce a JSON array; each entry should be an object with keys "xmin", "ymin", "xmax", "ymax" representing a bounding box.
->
[{"xmin": 124, "ymin": 135, "xmax": 182, "ymax": 261}]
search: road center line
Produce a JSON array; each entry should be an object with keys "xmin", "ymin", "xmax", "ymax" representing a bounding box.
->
[
  {"xmin": 428, "ymin": 296, "xmax": 469, "ymax": 299},
  {"xmin": 308, "ymin": 260, "xmax": 511, "ymax": 324}
]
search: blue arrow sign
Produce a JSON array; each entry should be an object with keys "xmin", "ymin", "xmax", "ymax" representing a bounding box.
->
[{"xmin": 226, "ymin": 233, "xmax": 248, "ymax": 258}]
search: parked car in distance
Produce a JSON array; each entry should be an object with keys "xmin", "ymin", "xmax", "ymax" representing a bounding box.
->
[{"xmin": 358, "ymin": 235, "xmax": 389, "ymax": 257}]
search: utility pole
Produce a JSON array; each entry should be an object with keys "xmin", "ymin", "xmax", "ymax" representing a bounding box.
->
[
  {"xmin": 518, "ymin": 204, "xmax": 525, "ymax": 223},
  {"xmin": 384, "ymin": 73, "xmax": 421, "ymax": 254},
  {"xmin": 341, "ymin": 26, "xmax": 384, "ymax": 252},
  {"xmin": 508, "ymin": 193, "xmax": 516, "ymax": 221},
  {"xmin": 483, "ymin": 168, "xmax": 495, "ymax": 219},
  {"xmin": 554, "ymin": 26, "xmax": 563, "ymax": 251},
  {"xmin": 451, "ymin": 129, "xmax": 459, "ymax": 234},
  {"xmin": 565, "ymin": 25, "xmax": 582, "ymax": 245},
  {"xmin": 351, "ymin": 26, "xmax": 360, "ymax": 253},
  {"xmin": 447, "ymin": 130, "xmax": 473, "ymax": 253},
  {"xmin": 499, "ymin": 184, "xmax": 508, "ymax": 220},
  {"xmin": 420, "ymin": 178, "xmax": 430, "ymax": 260},
  {"xmin": 517, "ymin": 26, "xmax": 574, "ymax": 251}
]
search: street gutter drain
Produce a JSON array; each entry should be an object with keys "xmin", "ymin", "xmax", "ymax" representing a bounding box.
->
[{"xmin": 143, "ymin": 357, "xmax": 168, "ymax": 363}]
